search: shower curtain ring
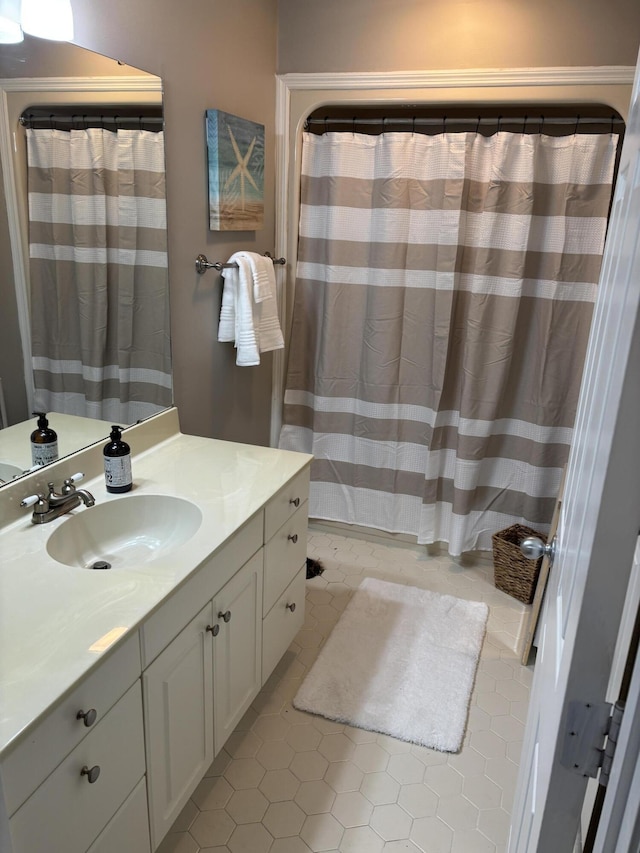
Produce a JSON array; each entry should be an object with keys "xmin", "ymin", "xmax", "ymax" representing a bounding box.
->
[
  {"xmin": 522, "ymin": 115, "xmax": 528, "ymax": 134},
  {"xmin": 476, "ymin": 116, "xmax": 481, "ymax": 135},
  {"xmin": 574, "ymin": 115, "xmax": 580, "ymax": 135}
]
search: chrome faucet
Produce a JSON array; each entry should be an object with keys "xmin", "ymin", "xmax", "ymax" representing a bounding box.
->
[{"xmin": 20, "ymin": 473, "xmax": 95, "ymax": 524}]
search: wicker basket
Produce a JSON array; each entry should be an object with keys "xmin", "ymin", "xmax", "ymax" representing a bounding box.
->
[{"xmin": 491, "ymin": 524, "xmax": 546, "ymax": 605}]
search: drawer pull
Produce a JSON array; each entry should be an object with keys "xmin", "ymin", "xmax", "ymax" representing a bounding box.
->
[
  {"xmin": 218, "ymin": 610, "xmax": 232, "ymax": 623},
  {"xmin": 289, "ymin": 497, "xmax": 300, "ymax": 507},
  {"xmin": 76, "ymin": 708, "xmax": 97, "ymax": 727},
  {"xmin": 286, "ymin": 602, "xmax": 297, "ymax": 613},
  {"xmin": 288, "ymin": 533, "xmax": 298, "ymax": 544},
  {"xmin": 80, "ymin": 765, "xmax": 101, "ymax": 784},
  {"xmin": 206, "ymin": 624, "xmax": 220, "ymax": 636}
]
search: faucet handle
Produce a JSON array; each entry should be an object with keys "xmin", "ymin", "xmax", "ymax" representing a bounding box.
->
[
  {"xmin": 20, "ymin": 494, "xmax": 41, "ymax": 507},
  {"xmin": 62, "ymin": 472, "xmax": 84, "ymax": 493}
]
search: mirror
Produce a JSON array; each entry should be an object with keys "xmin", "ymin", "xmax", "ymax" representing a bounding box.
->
[{"xmin": 0, "ymin": 35, "xmax": 170, "ymax": 486}]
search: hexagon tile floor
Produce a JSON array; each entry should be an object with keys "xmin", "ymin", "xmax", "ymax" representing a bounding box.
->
[{"xmin": 158, "ymin": 527, "xmax": 534, "ymax": 853}]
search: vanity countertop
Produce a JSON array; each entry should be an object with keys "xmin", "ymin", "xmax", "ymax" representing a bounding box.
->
[{"xmin": 0, "ymin": 411, "xmax": 312, "ymax": 758}]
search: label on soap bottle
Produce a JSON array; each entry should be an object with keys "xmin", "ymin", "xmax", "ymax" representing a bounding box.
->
[
  {"xmin": 32, "ymin": 441, "xmax": 58, "ymax": 466},
  {"xmin": 104, "ymin": 455, "xmax": 132, "ymax": 488}
]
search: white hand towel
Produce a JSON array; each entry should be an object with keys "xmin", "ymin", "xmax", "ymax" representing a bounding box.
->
[
  {"xmin": 242, "ymin": 252, "xmax": 284, "ymax": 352},
  {"xmin": 217, "ymin": 267, "xmax": 237, "ymax": 343},
  {"xmin": 256, "ymin": 292, "xmax": 285, "ymax": 353},
  {"xmin": 217, "ymin": 251, "xmax": 284, "ymax": 365},
  {"xmin": 245, "ymin": 252, "xmax": 273, "ymax": 303},
  {"xmin": 218, "ymin": 252, "xmax": 260, "ymax": 366}
]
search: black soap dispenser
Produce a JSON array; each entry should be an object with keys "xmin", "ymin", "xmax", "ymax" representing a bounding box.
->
[
  {"xmin": 30, "ymin": 412, "xmax": 58, "ymax": 466},
  {"xmin": 103, "ymin": 425, "xmax": 132, "ymax": 493}
]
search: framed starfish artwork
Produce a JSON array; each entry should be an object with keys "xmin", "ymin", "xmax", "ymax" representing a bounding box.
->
[{"xmin": 206, "ymin": 109, "xmax": 265, "ymax": 231}]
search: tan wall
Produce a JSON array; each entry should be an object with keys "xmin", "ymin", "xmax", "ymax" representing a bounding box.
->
[{"xmin": 277, "ymin": 0, "xmax": 640, "ymax": 73}]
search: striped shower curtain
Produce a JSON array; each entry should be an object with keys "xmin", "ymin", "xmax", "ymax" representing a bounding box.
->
[
  {"xmin": 279, "ymin": 129, "xmax": 618, "ymax": 555},
  {"xmin": 27, "ymin": 127, "xmax": 172, "ymax": 424}
]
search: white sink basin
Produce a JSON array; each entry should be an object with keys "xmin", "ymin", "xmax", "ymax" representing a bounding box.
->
[
  {"xmin": 0, "ymin": 461, "xmax": 23, "ymax": 482},
  {"xmin": 46, "ymin": 494, "xmax": 203, "ymax": 569}
]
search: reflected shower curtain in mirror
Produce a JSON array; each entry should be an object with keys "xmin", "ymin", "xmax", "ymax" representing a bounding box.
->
[
  {"xmin": 279, "ymin": 130, "xmax": 618, "ymax": 555},
  {"xmin": 27, "ymin": 128, "xmax": 172, "ymax": 423}
]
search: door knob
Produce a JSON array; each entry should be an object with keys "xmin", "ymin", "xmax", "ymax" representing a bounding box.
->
[
  {"xmin": 520, "ymin": 536, "xmax": 556, "ymax": 563},
  {"xmin": 218, "ymin": 610, "xmax": 231, "ymax": 623}
]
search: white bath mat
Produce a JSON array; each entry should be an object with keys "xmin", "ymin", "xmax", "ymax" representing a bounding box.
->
[{"xmin": 293, "ymin": 577, "xmax": 488, "ymax": 752}]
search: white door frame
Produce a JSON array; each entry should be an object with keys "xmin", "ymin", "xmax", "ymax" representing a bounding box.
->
[
  {"xmin": 271, "ymin": 65, "xmax": 636, "ymax": 447},
  {"xmin": 0, "ymin": 75, "xmax": 162, "ymax": 415}
]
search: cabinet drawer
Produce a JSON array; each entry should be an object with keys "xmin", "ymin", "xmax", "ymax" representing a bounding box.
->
[
  {"xmin": 141, "ymin": 512, "xmax": 263, "ymax": 667},
  {"xmin": 264, "ymin": 503, "xmax": 308, "ymax": 616},
  {"xmin": 9, "ymin": 681, "xmax": 146, "ymax": 853},
  {"xmin": 2, "ymin": 631, "xmax": 141, "ymax": 816},
  {"xmin": 262, "ymin": 565, "xmax": 306, "ymax": 684},
  {"xmin": 264, "ymin": 466, "xmax": 310, "ymax": 541},
  {"xmin": 87, "ymin": 777, "xmax": 150, "ymax": 853}
]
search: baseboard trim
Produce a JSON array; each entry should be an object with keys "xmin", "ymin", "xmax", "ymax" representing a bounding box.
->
[{"xmin": 308, "ymin": 518, "xmax": 494, "ymax": 565}]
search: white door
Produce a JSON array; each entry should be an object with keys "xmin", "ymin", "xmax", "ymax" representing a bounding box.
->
[{"xmin": 509, "ymin": 51, "xmax": 640, "ymax": 852}]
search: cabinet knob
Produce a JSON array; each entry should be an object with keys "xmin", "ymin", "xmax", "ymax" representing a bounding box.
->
[
  {"xmin": 80, "ymin": 765, "xmax": 101, "ymax": 784},
  {"xmin": 286, "ymin": 602, "xmax": 296, "ymax": 612},
  {"xmin": 289, "ymin": 497, "xmax": 300, "ymax": 507},
  {"xmin": 288, "ymin": 533, "xmax": 298, "ymax": 544},
  {"xmin": 76, "ymin": 708, "xmax": 97, "ymax": 727},
  {"xmin": 218, "ymin": 610, "xmax": 232, "ymax": 623},
  {"xmin": 206, "ymin": 624, "xmax": 220, "ymax": 636}
]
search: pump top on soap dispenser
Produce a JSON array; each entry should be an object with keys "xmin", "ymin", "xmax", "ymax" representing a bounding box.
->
[
  {"xmin": 30, "ymin": 412, "xmax": 58, "ymax": 466},
  {"xmin": 103, "ymin": 425, "xmax": 132, "ymax": 493}
]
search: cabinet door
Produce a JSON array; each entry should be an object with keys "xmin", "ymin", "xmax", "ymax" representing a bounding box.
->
[
  {"xmin": 143, "ymin": 603, "xmax": 214, "ymax": 850},
  {"xmin": 212, "ymin": 550, "xmax": 263, "ymax": 754},
  {"xmin": 87, "ymin": 777, "xmax": 150, "ymax": 853}
]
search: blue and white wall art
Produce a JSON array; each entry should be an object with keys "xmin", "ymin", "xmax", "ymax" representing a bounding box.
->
[{"xmin": 206, "ymin": 109, "xmax": 265, "ymax": 231}]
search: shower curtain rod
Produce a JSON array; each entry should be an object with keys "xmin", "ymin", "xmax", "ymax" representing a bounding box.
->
[
  {"xmin": 305, "ymin": 115, "xmax": 624, "ymax": 131},
  {"xmin": 19, "ymin": 112, "xmax": 163, "ymax": 130}
]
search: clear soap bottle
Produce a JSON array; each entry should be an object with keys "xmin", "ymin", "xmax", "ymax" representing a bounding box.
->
[
  {"xmin": 30, "ymin": 412, "xmax": 58, "ymax": 466},
  {"xmin": 103, "ymin": 425, "xmax": 132, "ymax": 493}
]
